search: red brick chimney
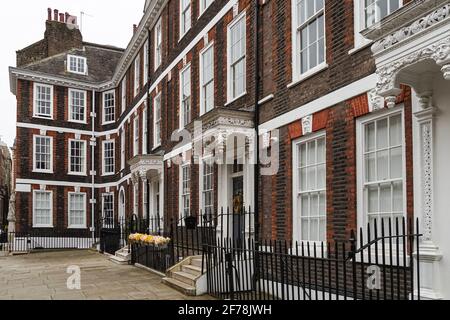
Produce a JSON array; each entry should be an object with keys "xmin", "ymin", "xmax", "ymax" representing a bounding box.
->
[{"xmin": 16, "ymin": 8, "xmax": 83, "ymax": 67}]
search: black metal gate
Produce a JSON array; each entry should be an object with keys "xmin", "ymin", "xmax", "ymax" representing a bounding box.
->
[
  {"xmin": 100, "ymin": 227, "xmax": 121, "ymax": 255},
  {"xmin": 205, "ymin": 217, "xmax": 422, "ymax": 300}
]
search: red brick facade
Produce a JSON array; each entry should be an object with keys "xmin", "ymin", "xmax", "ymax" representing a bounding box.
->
[{"xmin": 11, "ymin": 1, "xmax": 415, "ymax": 244}]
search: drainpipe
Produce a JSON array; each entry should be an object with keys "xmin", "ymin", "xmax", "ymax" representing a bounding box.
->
[
  {"xmin": 253, "ymin": 0, "xmax": 261, "ymax": 245},
  {"xmin": 146, "ymin": 27, "xmax": 151, "ymax": 229},
  {"xmin": 90, "ymin": 90, "xmax": 96, "ymax": 243}
]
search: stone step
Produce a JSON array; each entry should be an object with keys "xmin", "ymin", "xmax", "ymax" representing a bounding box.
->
[
  {"xmin": 182, "ymin": 264, "xmax": 203, "ymax": 276},
  {"xmin": 162, "ymin": 277, "xmax": 196, "ymax": 296},
  {"xmin": 172, "ymin": 271, "xmax": 197, "ymax": 287},
  {"xmin": 116, "ymin": 251, "xmax": 131, "ymax": 259},
  {"xmin": 109, "ymin": 255, "xmax": 129, "ymax": 265},
  {"xmin": 190, "ymin": 258, "xmax": 205, "ymax": 268}
]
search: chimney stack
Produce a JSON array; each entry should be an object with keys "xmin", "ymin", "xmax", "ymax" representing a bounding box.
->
[
  {"xmin": 47, "ymin": 8, "xmax": 52, "ymax": 21},
  {"xmin": 53, "ymin": 9, "xmax": 59, "ymax": 21}
]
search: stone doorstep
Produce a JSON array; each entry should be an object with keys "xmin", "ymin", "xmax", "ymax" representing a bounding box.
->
[
  {"xmin": 181, "ymin": 264, "xmax": 202, "ymax": 276},
  {"xmin": 162, "ymin": 277, "xmax": 196, "ymax": 296},
  {"xmin": 172, "ymin": 271, "xmax": 197, "ymax": 287}
]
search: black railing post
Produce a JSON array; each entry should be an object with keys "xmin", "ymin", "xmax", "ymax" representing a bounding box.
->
[
  {"xmin": 226, "ymin": 251, "xmax": 235, "ymax": 300},
  {"xmin": 349, "ymin": 230, "xmax": 357, "ymax": 300}
]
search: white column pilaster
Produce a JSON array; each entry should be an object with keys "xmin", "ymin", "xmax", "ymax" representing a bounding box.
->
[{"xmin": 413, "ymin": 96, "xmax": 443, "ymax": 300}]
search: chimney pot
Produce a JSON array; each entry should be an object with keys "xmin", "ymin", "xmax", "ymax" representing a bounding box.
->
[
  {"xmin": 59, "ymin": 13, "xmax": 65, "ymax": 22},
  {"xmin": 54, "ymin": 9, "xmax": 59, "ymax": 21},
  {"xmin": 48, "ymin": 8, "xmax": 52, "ymax": 21},
  {"xmin": 65, "ymin": 12, "xmax": 69, "ymax": 23},
  {"xmin": 133, "ymin": 24, "xmax": 137, "ymax": 34}
]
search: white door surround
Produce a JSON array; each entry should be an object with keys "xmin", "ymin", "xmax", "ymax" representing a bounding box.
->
[{"xmin": 363, "ymin": 2, "xmax": 450, "ymax": 299}]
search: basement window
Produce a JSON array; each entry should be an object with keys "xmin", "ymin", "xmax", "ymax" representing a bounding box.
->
[{"xmin": 67, "ymin": 55, "xmax": 87, "ymax": 75}]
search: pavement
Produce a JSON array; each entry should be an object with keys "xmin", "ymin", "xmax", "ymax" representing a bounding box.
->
[{"xmin": 0, "ymin": 250, "xmax": 212, "ymax": 300}]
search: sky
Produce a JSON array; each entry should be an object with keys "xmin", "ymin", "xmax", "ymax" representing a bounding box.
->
[{"xmin": 0, "ymin": 0, "xmax": 145, "ymax": 148}]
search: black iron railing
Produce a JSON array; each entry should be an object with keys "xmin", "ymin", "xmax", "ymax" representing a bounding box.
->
[{"xmin": 204, "ymin": 217, "xmax": 422, "ymax": 301}]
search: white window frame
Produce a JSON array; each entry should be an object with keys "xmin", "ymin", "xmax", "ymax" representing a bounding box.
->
[
  {"xmin": 154, "ymin": 17, "xmax": 162, "ymax": 70},
  {"xmin": 143, "ymin": 108, "xmax": 148, "ymax": 155},
  {"xmin": 179, "ymin": 163, "xmax": 191, "ymax": 220},
  {"xmin": 143, "ymin": 180, "xmax": 148, "ymax": 218},
  {"xmin": 33, "ymin": 190, "xmax": 53, "ymax": 228},
  {"xmin": 33, "ymin": 83, "xmax": 54, "ymax": 119},
  {"xmin": 68, "ymin": 192, "xmax": 87, "ymax": 229},
  {"xmin": 292, "ymin": 131, "xmax": 327, "ymax": 245},
  {"xmin": 68, "ymin": 139, "xmax": 87, "ymax": 176},
  {"xmin": 180, "ymin": 0, "xmax": 192, "ymax": 40},
  {"xmin": 133, "ymin": 116, "xmax": 140, "ymax": 157},
  {"xmin": 226, "ymin": 12, "xmax": 247, "ymax": 104},
  {"xmin": 33, "ymin": 135, "xmax": 53, "ymax": 173},
  {"xmin": 135, "ymin": 54, "xmax": 141, "ymax": 97},
  {"xmin": 121, "ymin": 128, "xmax": 126, "ymax": 170},
  {"xmin": 102, "ymin": 90, "xmax": 115, "ymax": 125},
  {"xmin": 68, "ymin": 89, "xmax": 87, "ymax": 124},
  {"xmin": 356, "ymin": 106, "xmax": 407, "ymax": 235},
  {"xmin": 133, "ymin": 183, "xmax": 139, "ymax": 215},
  {"xmin": 199, "ymin": 0, "xmax": 214, "ymax": 17},
  {"xmin": 102, "ymin": 193, "xmax": 115, "ymax": 228},
  {"xmin": 67, "ymin": 55, "xmax": 87, "ymax": 75},
  {"xmin": 144, "ymin": 41, "xmax": 149, "ymax": 85},
  {"xmin": 200, "ymin": 42, "xmax": 215, "ymax": 116},
  {"xmin": 179, "ymin": 63, "xmax": 192, "ymax": 129},
  {"xmin": 352, "ymin": 0, "xmax": 402, "ymax": 52},
  {"xmin": 291, "ymin": 0, "xmax": 327, "ymax": 84},
  {"xmin": 121, "ymin": 76, "xmax": 127, "ymax": 115},
  {"xmin": 153, "ymin": 93, "xmax": 162, "ymax": 148},
  {"xmin": 199, "ymin": 156, "xmax": 214, "ymax": 222},
  {"xmin": 102, "ymin": 140, "xmax": 115, "ymax": 176}
]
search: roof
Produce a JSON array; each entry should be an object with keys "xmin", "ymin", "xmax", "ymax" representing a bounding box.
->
[{"xmin": 20, "ymin": 43, "xmax": 124, "ymax": 84}]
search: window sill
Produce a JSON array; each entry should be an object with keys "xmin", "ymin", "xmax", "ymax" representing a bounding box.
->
[
  {"xmin": 33, "ymin": 225, "xmax": 54, "ymax": 229},
  {"xmin": 225, "ymin": 92, "xmax": 247, "ymax": 107},
  {"xmin": 102, "ymin": 121, "xmax": 115, "ymax": 126},
  {"xmin": 288, "ymin": 63, "xmax": 328, "ymax": 89},
  {"xmin": 152, "ymin": 144, "xmax": 161, "ymax": 151},
  {"xmin": 68, "ymin": 172, "xmax": 88, "ymax": 177},
  {"xmin": 33, "ymin": 115, "xmax": 54, "ymax": 120},
  {"xmin": 179, "ymin": 29, "xmax": 191, "ymax": 43},
  {"xmin": 348, "ymin": 40, "xmax": 373, "ymax": 55},
  {"xmin": 68, "ymin": 226, "xmax": 88, "ymax": 230},
  {"xmin": 33, "ymin": 170, "xmax": 54, "ymax": 174},
  {"xmin": 258, "ymin": 94, "xmax": 274, "ymax": 105},
  {"xmin": 68, "ymin": 119, "xmax": 88, "ymax": 125},
  {"xmin": 102, "ymin": 173, "xmax": 115, "ymax": 177}
]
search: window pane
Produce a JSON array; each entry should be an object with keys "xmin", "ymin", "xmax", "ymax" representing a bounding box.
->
[
  {"xmin": 390, "ymin": 114, "xmax": 402, "ymax": 146},
  {"xmin": 368, "ymin": 185, "xmax": 378, "ymax": 214},
  {"xmin": 377, "ymin": 150, "xmax": 389, "ymax": 181},
  {"xmin": 377, "ymin": 118, "xmax": 388, "ymax": 149}
]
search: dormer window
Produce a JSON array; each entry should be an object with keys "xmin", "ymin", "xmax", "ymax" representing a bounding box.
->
[{"xmin": 67, "ymin": 55, "xmax": 87, "ymax": 75}]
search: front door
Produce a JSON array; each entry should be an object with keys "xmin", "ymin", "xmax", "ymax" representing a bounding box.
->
[
  {"xmin": 119, "ymin": 189, "xmax": 126, "ymax": 246},
  {"xmin": 232, "ymin": 175, "xmax": 244, "ymax": 242}
]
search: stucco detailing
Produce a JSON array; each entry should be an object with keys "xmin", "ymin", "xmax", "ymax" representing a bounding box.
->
[
  {"xmin": 301, "ymin": 115, "xmax": 313, "ymax": 136},
  {"xmin": 442, "ymin": 64, "xmax": 450, "ymax": 80},
  {"xmin": 421, "ymin": 121, "xmax": 433, "ymax": 242},
  {"xmin": 414, "ymin": 104, "xmax": 436, "ymax": 243},
  {"xmin": 372, "ymin": 4, "xmax": 450, "ymax": 54},
  {"xmin": 376, "ymin": 37, "xmax": 450, "ymax": 97},
  {"xmin": 368, "ymin": 89, "xmax": 385, "ymax": 112}
]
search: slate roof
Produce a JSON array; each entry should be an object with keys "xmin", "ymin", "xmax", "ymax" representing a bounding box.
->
[{"xmin": 22, "ymin": 43, "xmax": 124, "ymax": 84}]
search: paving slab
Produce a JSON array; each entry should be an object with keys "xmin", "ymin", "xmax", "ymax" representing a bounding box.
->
[{"xmin": 0, "ymin": 250, "xmax": 213, "ymax": 300}]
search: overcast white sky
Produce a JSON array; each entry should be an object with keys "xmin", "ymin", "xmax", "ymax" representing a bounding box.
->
[{"xmin": 0, "ymin": 0, "xmax": 145, "ymax": 147}]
